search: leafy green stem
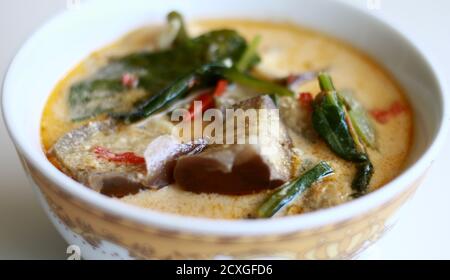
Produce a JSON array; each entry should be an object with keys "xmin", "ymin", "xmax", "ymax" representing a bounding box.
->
[
  {"xmin": 236, "ymin": 35, "xmax": 261, "ymax": 72},
  {"xmin": 222, "ymin": 68, "xmax": 294, "ymax": 97},
  {"xmin": 256, "ymin": 162, "xmax": 334, "ymax": 218},
  {"xmin": 318, "ymin": 72, "xmax": 335, "ymax": 92}
]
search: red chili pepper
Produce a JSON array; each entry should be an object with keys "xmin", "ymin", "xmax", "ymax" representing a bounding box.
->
[
  {"xmin": 390, "ymin": 101, "xmax": 406, "ymax": 114},
  {"xmin": 370, "ymin": 110, "xmax": 390, "ymax": 124},
  {"xmin": 187, "ymin": 80, "xmax": 227, "ymax": 119},
  {"xmin": 121, "ymin": 73, "xmax": 138, "ymax": 88},
  {"xmin": 213, "ymin": 79, "xmax": 228, "ymax": 97},
  {"xmin": 93, "ymin": 146, "xmax": 145, "ymax": 165},
  {"xmin": 299, "ymin": 92, "xmax": 313, "ymax": 111},
  {"xmin": 188, "ymin": 92, "xmax": 215, "ymax": 119},
  {"xmin": 370, "ymin": 101, "xmax": 406, "ymax": 124}
]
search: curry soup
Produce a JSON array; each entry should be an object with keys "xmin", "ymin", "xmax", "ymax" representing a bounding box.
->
[{"xmin": 41, "ymin": 17, "xmax": 412, "ymax": 219}]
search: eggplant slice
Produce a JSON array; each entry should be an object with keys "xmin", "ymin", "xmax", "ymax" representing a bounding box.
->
[
  {"xmin": 49, "ymin": 117, "xmax": 208, "ymax": 197},
  {"xmin": 174, "ymin": 95, "xmax": 294, "ymax": 194},
  {"xmin": 50, "ymin": 120, "xmax": 147, "ymax": 197},
  {"xmin": 144, "ymin": 135, "xmax": 208, "ymax": 188},
  {"xmin": 49, "ymin": 118, "xmax": 172, "ymax": 196},
  {"xmin": 51, "ymin": 95, "xmax": 294, "ymax": 197}
]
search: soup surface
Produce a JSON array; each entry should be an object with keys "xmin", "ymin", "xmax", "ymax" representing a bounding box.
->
[{"xmin": 41, "ymin": 18, "xmax": 412, "ymax": 219}]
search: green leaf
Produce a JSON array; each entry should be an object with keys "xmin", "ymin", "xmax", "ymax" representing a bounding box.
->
[
  {"xmin": 312, "ymin": 73, "xmax": 374, "ymax": 194},
  {"xmin": 68, "ymin": 12, "xmax": 248, "ymax": 121},
  {"xmin": 352, "ymin": 160, "xmax": 374, "ymax": 195},
  {"xmin": 312, "ymin": 91, "xmax": 365, "ymax": 161},
  {"xmin": 236, "ymin": 35, "xmax": 261, "ymax": 72},
  {"xmin": 115, "ymin": 64, "xmax": 224, "ymax": 123},
  {"xmin": 222, "ymin": 68, "xmax": 294, "ymax": 97},
  {"xmin": 167, "ymin": 11, "xmax": 189, "ymax": 47},
  {"xmin": 340, "ymin": 90, "xmax": 377, "ymax": 149},
  {"xmin": 256, "ymin": 162, "xmax": 334, "ymax": 218}
]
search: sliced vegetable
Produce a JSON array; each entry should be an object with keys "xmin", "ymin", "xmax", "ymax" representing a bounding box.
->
[
  {"xmin": 93, "ymin": 146, "xmax": 145, "ymax": 165},
  {"xmin": 68, "ymin": 11, "xmax": 296, "ymax": 122},
  {"xmin": 186, "ymin": 79, "xmax": 228, "ymax": 119},
  {"xmin": 340, "ymin": 90, "xmax": 376, "ymax": 148},
  {"xmin": 312, "ymin": 75, "xmax": 365, "ymax": 162},
  {"xmin": 352, "ymin": 160, "xmax": 374, "ymax": 195},
  {"xmin": 370, "ymin": 101, "xmax": 406, "ymax": 124},
  {"xmin": 166, "ymin": 11, "xmax": 189, "ymax": 47},
  {"xmin": 256, "ymin": 161, "xmax": 334, "ymax": 218},
  {"xmin": 342, "ymin": 104, "xmax": 366, "ymax": 155},
  {"xmin": 117, "ymin": 64, "xmax": 292, "ymax": 123},
  {"xmin": 69, "ymin": 11, "xmax": 295, "ymax": 123},
  {"xmin": 68, "ymin": 13, "xmax": 248, "ymax": 121},
  {"xmin": 298, "ymin": 92, "xmax": 313, "ymax": 110},
  {"xmin": 188, "ymin": 91, "xmax": 216, "ymax": 119},
  {"xmin": 157, "ymin": 11, "xmax": 189, "ymax": 49},
  {"xmin": 312, "ymin": 73, "xmax": 374, "ymax": 194},
  {"xmin": 114, "ymin": 64, "xmax": 223, "ymax": 123},
  {"xmin": 213, "ymin": 79, "xmax": 228, "ymax": 97},
  {"xmin": 222, "ymin": 68, "xmax": 294, "ymax": 97},
  {"xmin": 236, "ymin": 35, "xmax": 261, "ymax": 72},
  {"xmin": 174, "ymin": 95, "xmax": 293, "ymax": 195}
]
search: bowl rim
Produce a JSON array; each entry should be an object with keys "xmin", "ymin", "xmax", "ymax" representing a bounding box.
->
[{"xmin": 2, "ymin": 0, "xmax": 449, "ymax": 236}]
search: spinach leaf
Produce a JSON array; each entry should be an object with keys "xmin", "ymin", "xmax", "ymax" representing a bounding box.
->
[
  {"xmin": 312, "ymin": 91, "xmax": 366, "ymax": 162},
  {"xmin": 312, "ymin": 73, "xmax": 374, "ymax": 194},
  {"xmin": 115, "ymin": 64, "xmax": 225, "ymax": 123},
  {"xmin": 68, "ymin": 12, "xmax": 247, "ymax": 121}
]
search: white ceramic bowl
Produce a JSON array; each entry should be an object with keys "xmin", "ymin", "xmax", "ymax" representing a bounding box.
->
[{"xmin": 2, "ymin": 0, "xmax": 448, "ymax": 259}]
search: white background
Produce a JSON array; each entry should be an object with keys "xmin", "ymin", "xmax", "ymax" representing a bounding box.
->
[{"xmin": 0, "ymin": 0, "xmax": 449, "ymax": 259}]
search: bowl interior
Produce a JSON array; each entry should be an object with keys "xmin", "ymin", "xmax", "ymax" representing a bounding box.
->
[{"xmin": 2, "ymin": 0, "xmax": 446, "ymax": 235}]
